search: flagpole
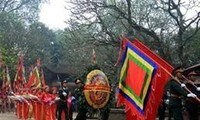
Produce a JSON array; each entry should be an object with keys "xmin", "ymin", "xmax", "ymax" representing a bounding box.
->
[{"xmin": 181, "ymin": 75, "xmax": 198, "ymax": 88}]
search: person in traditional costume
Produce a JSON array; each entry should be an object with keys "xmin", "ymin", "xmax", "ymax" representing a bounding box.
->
[
  {"xmin": 49, "ymin": 86, "xmax": 58, "ymax": 120},
  {"xmin": 41, "ymin": 85, "xmax": 53, "ymax": 120},
  {"xmin": 34, "ymin": 87, "xmax": 43, "ymax": 120}
]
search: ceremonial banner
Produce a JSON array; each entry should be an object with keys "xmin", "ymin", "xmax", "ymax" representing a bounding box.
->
[
  {"xmin": 2, "ymin": 66, "xmax": 12, "ymax": 91},
  {"xmin": 26, "ymin": 66, "xmax": 41, "ymax": 88},
  {"xmin": 117, "ymin": 37, "xmax": 173, "ymax": 120},
  {"xmin": 14, "ymin": 53, "xmax": 26, "ymax": 91}
]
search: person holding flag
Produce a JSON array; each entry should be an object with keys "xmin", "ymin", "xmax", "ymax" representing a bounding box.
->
[
  {"xmin": 184, "ymin": 71, "xmax": 200, "ymax": 120},
  {"xmin": 166, "ymin": 66, "xmax": 198, "ymax": 120},
  {"xmin": 74, "ymin": 79, "xmax": 87, "ymax": 120}
]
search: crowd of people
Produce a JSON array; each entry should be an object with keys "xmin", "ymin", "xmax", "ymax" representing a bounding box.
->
[
  {"xmin": 7, "ymin": 79, "xmax": 77, "ymax": 120},
  {"xmin": 1, "ymin": 65, "xmax": 200, "ymax": 120},
  {"xmin": 5, "ymin": 77, "xmax": 112, "ymax": 120}
]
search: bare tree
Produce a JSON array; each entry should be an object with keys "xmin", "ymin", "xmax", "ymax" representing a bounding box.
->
[
  {"xmin": 67, "ymin": 0, "xmax": 200, "ymax": 66},
  {"xmin": 0, "ymin": 0, "xmax": 47, "ymax": 22},
  {"xmin": 155, "ymin": 0, "xmax": 200, "ymax": 65}
]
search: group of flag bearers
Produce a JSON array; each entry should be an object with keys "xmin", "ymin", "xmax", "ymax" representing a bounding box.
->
[
  {"xmin": 161, "ymin": 66, "xmax": 200, "ymax": 120},
  {"xmin": 1, "ymin": 36, "xmax": 200, "ymax": 120},
  {"xmin": 0, "ymin": 53, "xmax": 73, "ymax": 120},
  {"xmin": 9, "ymin": 85, "xmax": 59, "ymax": 120},
  {"xmin": 115, "ymin": 36, "xmax": 200, "ymax": 120}
]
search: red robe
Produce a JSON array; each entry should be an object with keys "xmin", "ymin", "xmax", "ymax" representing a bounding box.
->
[
  {"xmin": 41, "ymin": 91, "xmax": 53, "ymax": 120},
  {"xmin": 21, "ymin": 92, "xmax": 30, "ymax": 120},
  {"xmin": 49, "ymin": 93, "xmax": 57, "ymax": 120},
  {"xmin": 34, "ymin": 91, "xmax": 43, "ymax": 120},
  {"xmin": 15, "ymin": 92, "xmax": 22, "ymax": 119}
]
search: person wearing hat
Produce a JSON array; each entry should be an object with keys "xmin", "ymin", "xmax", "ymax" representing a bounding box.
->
[
  {"xmin": 185, "ymin": 71, "xmax": 200, "ymax": 120},
  {"xmin": 57, "ymin": 79, "xmax": 69, "ymax": 120},
  {"xmin": 165, "ymin": 66, "xmax": 197, "ymax": 120},
  {"xmin": 74, "ymin": 79, "xmax": 87, "ymax": 120}
]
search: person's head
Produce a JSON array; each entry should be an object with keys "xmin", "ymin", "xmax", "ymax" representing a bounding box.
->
[
  {"xmin": 68, "ymin": 91, "xmax": 72, "ymax": 96},
  {"xmin": 51, "ymin": 86, "xmax": 57, "ymax": 94},
  {"xmin": 62, "ymin": 79, "xmax": 68, "ymax": 87},
  {"xmin": 74, "ymin": 79, "xmax": 83, "ymax": 88},
  {"xmin": 172, "ymin": 66, "xmax": 183, "ymax": 79},
  {"xmin": 187, "ymin": 71, "xmax": 198, "ymax": 82},
  {"xmin": 43, "ymin": 85, "xmax": 50, "ymax": 92}
]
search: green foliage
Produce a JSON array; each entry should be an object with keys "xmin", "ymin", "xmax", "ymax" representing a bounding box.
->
[
  {"xmin": 1, "ymin": 0, "xmax": 200, "ymax": 88},
  {"xmin": 0, "ymin": 12, "xmax": 25, "ymax": 77},
  {"xmin": 24, "ymin": 22, "xmax": 57, "ymax": 66},
  {"xmin": 0, "ymin": 0, "xmax": 56, "ymax": 82}
]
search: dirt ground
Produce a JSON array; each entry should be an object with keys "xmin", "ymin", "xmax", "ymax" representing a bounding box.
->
[
  {"xmin": 0, "ymin": 112, "xmax": 19, "ymax": 120},
  {"xmin": 0, "ymin": 112, "xmax": 79, "ymax": 120},
  {"xmin": 0, "ymin": 112, "xmax": 99, "ymax": 120},
  {"xmin": 0, "ymin": 112, "xmax": 178, "ymax": 120}
]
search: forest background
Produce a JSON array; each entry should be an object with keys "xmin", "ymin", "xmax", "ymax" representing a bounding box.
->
[{"xmin": 1, "ymin": 0, "xmax": 200, "ymax": 86}]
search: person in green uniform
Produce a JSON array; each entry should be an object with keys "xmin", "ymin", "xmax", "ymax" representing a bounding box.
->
[
  {"xmin": 158, "ymin": 93, "xmax": 167, "ymax": 120},
  {"xmin": 74, "ymin": 79, "xmax": 88, "ymax": 120},
  {"xmin": 166, "ymin": 67, "xmax": 197, "ymax": 120},
  {"xmin": 185, "ymin": 71, "xmax": 200, "ymax": 120},
  {"xmin": 74, "ymin": 64, "xmax": 112, "ymax": 120}
]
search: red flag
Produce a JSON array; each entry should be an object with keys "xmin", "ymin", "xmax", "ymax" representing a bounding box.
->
[
  {"xmin": 37, "ymin": 58, "xmax": 46, "ymax": 87},
  {"xmin": 14, "ymin": 53, "xmax": 26, "ymax": 92},
  {"xmin": 4, "ymin": 66, "xmax": 12, "ymax": 92},
  {"xmin": 40, "ymin": 69, "xmax": 46, "ymax": 87},
  {"xmin": 117, "ymin": 37, "xmax": 173, "ymax": 120},
  {"xmin": 26, "ymin": 66, "xmax": 41, "ymax": 88},
  {"xmin": 133, "ymin": 39, "xmax": 173, "ymax": 73}
]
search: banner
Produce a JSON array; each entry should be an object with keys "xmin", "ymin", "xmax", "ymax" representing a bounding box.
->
[
  {"xmin": 14, "ymin": 53, "xmax": 26, "ymax": 91},
  {"xmin": 117, "ymin": 37, "xmax": 173, "ymax": 120},
  {"xmin": 26, "ymin": 66, "xmax": 41, "ymax": 88}
]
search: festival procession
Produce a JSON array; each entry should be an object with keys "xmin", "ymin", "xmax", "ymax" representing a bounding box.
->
[
  {"xmin": 1, "ymin": 0, "xmax": 200, "ymax": 120},
  {"xmin": 0, "ymin": 36, "xmax": 200, "ymax": 120}
]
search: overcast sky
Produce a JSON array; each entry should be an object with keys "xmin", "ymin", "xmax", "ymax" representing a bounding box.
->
[{"xmin": 39, "ymin": 0, "xmax": 70, "ymax": 30}]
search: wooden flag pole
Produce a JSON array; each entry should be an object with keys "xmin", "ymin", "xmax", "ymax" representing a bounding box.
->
[
  {"xmin": 170, "ymin": 75, "xmax": 200, "ymax": 103},
  {"xmin": 181, "ymin": 75, "xmax": 198, "ymax": 88}
]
